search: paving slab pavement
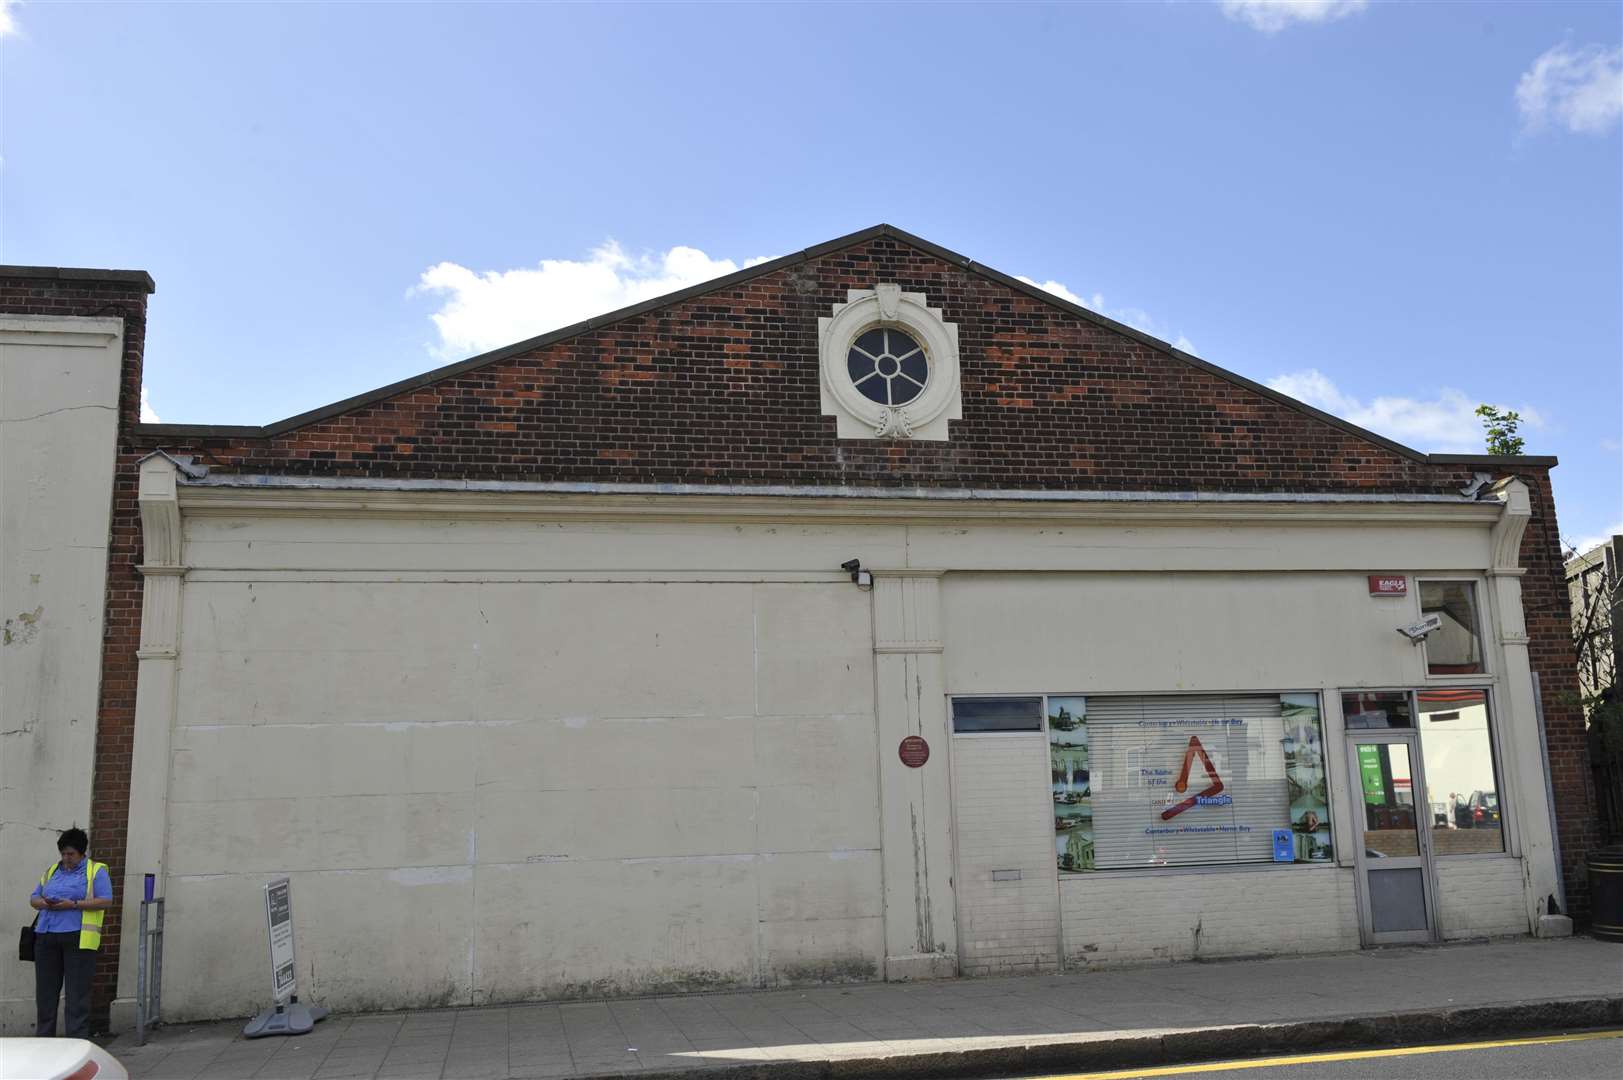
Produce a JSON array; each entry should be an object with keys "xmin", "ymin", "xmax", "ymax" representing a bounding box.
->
[{"xmin": 107, "ymin": 937, "xmax": 1623, "ymax": 1080}]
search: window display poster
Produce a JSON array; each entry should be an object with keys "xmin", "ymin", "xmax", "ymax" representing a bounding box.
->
[
  {"xmin": 1358, "ymin": 743, "xmax": 1386, "ymax": 804},
  {"xmin": 1282, "ymin": 694, "xmax": 1333, "ymax": 862},
  {"xmin": 1050, "ymin": 697, "xmax": 1092, "ymax": 873},
  {"xmin": 1052, "ymin": 694, "xmax": 1333, "ymax": 872}
]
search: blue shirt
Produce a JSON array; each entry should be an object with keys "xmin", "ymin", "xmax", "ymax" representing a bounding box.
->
[{"xmin": 31, "ymin": 862, "xmax": 113, "ymax": 935}]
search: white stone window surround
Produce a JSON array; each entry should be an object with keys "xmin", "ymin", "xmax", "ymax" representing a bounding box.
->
[{"xmin": 818, "ymin": 284, "xmax": 962, "ymax": 441}]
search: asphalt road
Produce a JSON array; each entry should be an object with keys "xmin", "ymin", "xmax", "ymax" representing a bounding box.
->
[{"xmin": 1014, "ymin": 1029, "xmax": 1623, "ymax": 1080}]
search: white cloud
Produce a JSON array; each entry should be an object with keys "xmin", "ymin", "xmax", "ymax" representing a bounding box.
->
[
  {"xmin": 0, "ymin": 2, "xmax": 17, "ymax": 37},
  {"xmin": 1571, "ymin": 522, "xmax": 1623, "ymax": 557},
  {"xmin": 139, "ymin": 387, "xmax": 161, "ymax": 423},
  {"xmin": 1516, "ymin": 43, "xmax": 1623, "ymax": 135},
  {"xmin": 1601, "ymin": 437, "xmax": 1622, "ymax": 453},
  {"xmin": 1219, "ymin": 0, "xmax": 1368, "ymax": 34},
  {"xmin": 1265, "ymin": 369, "xmax": 1544, "ymax": 453},
  {"xmin": 415, "ymin": 242, "xmax": 773, "ymax": 358},
  {"xmin": 1017, "ymin": 276, "xmax": 1196, "ymax": 354}
]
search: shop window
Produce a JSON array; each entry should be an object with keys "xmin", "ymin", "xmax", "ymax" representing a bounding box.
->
[
  {"xmin": 1049, "ymin": 693, "xmax": 1332, "ymax": 873},
  {"xmin": 1341, "ymin": 690, "xmax": 1414, "ymax": 729},
  {"xmin": 951, "ymin": 696, "xmax": 1042, "ymax": 733},
  {"xmin": 1417, "ymin": 689, "xmax": 1504, "ymax": 854},
  {"xmin": 1419, "ymin": 580, "xmax": 1484, "ymax": 676}
]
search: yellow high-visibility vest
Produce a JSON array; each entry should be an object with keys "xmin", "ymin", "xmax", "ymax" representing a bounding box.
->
[{"xmin": 39, "ymin": 860, "xmax": 108, "ymax": 951}]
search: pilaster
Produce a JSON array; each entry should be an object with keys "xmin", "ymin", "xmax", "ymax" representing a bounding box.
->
[
  {"xmin": 871, "ymin": 572, "xmax": 958, "ymax": 979},
  {"xmin": 112, "ymin": 454, "xmax": 184, "ymax": 1025},
  {"xmin": 1484, "ymin": 478, "xmax": 1564, "ymax": 931}
]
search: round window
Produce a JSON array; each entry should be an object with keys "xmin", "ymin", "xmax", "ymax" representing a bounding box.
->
[{"xmin": 846, "ymin": 327, "xmax": 928, "ymax": 406}]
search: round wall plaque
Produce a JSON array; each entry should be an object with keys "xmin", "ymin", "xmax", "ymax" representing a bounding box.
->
[{"xmin": 898, "ymin": 735, "xmax": 930, "ymax": 768}]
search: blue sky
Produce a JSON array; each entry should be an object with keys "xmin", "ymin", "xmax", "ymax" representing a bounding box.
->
[{"xmin": 3, "ymin": 1, "xmax": 1619, "ymax": 546}]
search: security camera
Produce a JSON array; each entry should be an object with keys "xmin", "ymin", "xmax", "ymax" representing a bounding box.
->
[
  {"xmin": 1396, "ymin": 613, "xmax": 1443, "ymax": 645},
  {"xmin": 840, "ymin": 558, "xmax": 873, "ymax": 590}
]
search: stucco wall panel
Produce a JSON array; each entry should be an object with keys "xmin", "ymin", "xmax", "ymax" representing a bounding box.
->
[
  {"xmin": 169, "ymin": 722, "xmax": 479, "ymax": 803},
  {"xmin": 157, "ymin": 553, "xmax": 883, "ymax": 1018},
  {"xmin": 180, "ymin": 515, "xmax": 911, "ymax": 576},
  {"xmin": 474, "ymin": 714, "xmax": 758, "ymax": 794},
  {"xmin": 476, "ymin": 787, "xmax": 759, "ymax": 863},
  {"xmin": 176, "ymin": 580, "xmax": 762, "ymax": 725},
  {"xmin": 758, "ymin": 917, "xmax": 885, "ymax": 985},
  {"xmin": 165, "ymin": 792, "xmax": 475, "ymax": 875},
  {"xmin": 752, "ymin": 584, "xmax": 874, "ymax": 716},
  {"xmin": 472, "ymin": 859, "xmax": 759, "ymax": 1002},
  {"xmin": 756, "ymin": 851, "xmax": 882, "ymax": 922},
  {"xmin": 162, "ymin": 868, "xmax": 476, "ymax": 1019},
  {"xmin": 944, "ymin": 571, "xmax": 1440, "ymax": 694},
  {"xmin": 0, "ymin": 317, "xmax": 123, "ymax": 1032},
  {"xmin": 905, "ymin": 523, "xmax": 1492, "ymax": 575}
]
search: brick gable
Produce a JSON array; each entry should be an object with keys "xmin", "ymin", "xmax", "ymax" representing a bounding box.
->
[{"xmin": 145, "ymin": 234, "xmax": 1448, "ymax": 492}]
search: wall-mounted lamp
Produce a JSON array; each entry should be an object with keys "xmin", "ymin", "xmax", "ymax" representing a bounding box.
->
[{"xmin": 841, "ymin": 558, "xmax": 873, "ymax": 590}]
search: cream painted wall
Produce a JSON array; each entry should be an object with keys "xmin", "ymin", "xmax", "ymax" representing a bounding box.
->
[
  {"xmin": 161, "ymin": 574, "xmax": 881, "ymax": 1019},
  {"xmin": 0, "ymin": 316, "xmax": 123, "ymax": 1033},
  {"xmin": 133, "ymin": 493, "xmax": 1536, "ymax": 1022}
]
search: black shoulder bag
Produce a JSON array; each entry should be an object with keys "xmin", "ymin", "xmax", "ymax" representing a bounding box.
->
[{"xmin": 19, "ymin": 914, "xmax": 38, "ymax": 962}]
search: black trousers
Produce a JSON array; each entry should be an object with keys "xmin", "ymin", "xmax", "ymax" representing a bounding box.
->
[{"xmin": 34, "ymin": 931, "xmax": 97, "ymax": 1037}]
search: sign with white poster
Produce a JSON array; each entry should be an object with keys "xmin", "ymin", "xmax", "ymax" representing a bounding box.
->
[{"xmin": 264, "ymin": 878, "xmax": 296, "ymax": 1003}]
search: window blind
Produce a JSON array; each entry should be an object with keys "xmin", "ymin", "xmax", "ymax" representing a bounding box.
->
[{"xmin": 1086, "ymin": 695, "xmax": 1288, "ymax": 870}]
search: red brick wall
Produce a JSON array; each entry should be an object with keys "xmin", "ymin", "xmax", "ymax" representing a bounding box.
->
[
  {"xmin": 1, "ymin": 235, "xmax": 1602, "ymax": 1027},
  {"xmin": 1517, "ymin": 472, "xmax": 1601, "ymax": 914}
]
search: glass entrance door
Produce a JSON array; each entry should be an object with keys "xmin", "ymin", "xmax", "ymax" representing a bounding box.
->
[{"xmin": 1348, "ymin": 734, "xmax": 1438, "ymax": 945}]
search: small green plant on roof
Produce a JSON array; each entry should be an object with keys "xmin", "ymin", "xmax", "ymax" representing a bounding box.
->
[{"xmin": 1474, "ymin": 404, "xmax": 1526, "ymax": 456}]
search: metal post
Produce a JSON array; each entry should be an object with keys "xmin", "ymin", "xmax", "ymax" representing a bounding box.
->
[
  {"xmin": 150, "ymin": 898, "xmax": 165, "ymax": 1031},
  {"xmin": 136, "ymin": 900, "xmax": 149, "ymax": 1046}
]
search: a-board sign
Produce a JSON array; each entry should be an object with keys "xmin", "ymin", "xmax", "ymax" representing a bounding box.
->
[
  {"xmin": 264, "ymin": 878, "xmax": 296, "ymax": 1003},
  {"xmin": 1368, "ymin": 575, "xmax": 1408, "ymax": 596},
  {"xmin": 898, "ymin": 735, "xmax": 930, "ymax": 768}
]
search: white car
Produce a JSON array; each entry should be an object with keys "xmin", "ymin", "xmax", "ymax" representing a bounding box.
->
[{"xmin": 0, "ymin": 1038, "xmax": 128, "ymax": 1080}]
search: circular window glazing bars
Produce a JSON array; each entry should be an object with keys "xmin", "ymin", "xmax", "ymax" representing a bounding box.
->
[{"xmin": 846, "ymin": 327, "xmax": 928, "ymax": 406}]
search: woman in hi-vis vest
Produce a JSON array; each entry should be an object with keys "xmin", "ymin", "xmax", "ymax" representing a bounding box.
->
[{"xmin": 28, "ymin": 827, "xmax": 114, "ymax": 1037}]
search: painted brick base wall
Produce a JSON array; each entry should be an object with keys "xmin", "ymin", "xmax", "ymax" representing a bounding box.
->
[
  {"xmin": 952, "ymin": 735, "xmax": 1061, "ymax": 975},
  {"xmin": 1435, "ymin": 859, "xmax": 1530, "ymax": 940},
  {"xmin": 1060, "ymin": 867, "xmax": 1362, "ymax": 967}
]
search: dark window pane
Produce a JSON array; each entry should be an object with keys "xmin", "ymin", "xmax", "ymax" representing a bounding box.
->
[
  {"xmin": 885, "ymin": 328, "xmax": 921, "ymax": 356},
  {"xmin": 856, "ymin": 374, "xmax": 888, "ymax": 404},
  {"xmin": 1420, "ymin": 581, "xmax": 1484, "ymax": 675},
  {"xmin": 899, "ymin": 352, "xmax": 928, "ymax": 383},
  {"xmin": 890, "ymin": 378, "xmax": 923, "ymax": 405},
  {"xmin": 847, "ymin": 352, "xmax": 874, "ymax": 384},
  {"xmin": 952, "ymin": 697, "xmax": 1043, "ymax": 732},
  {"xmin": 1341, "ymin": 691, "xmax": 1413, "ymax": 729},
  {"xmin": 854, "ymin": 329, "xmax": 886, "ymax": 356}
]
